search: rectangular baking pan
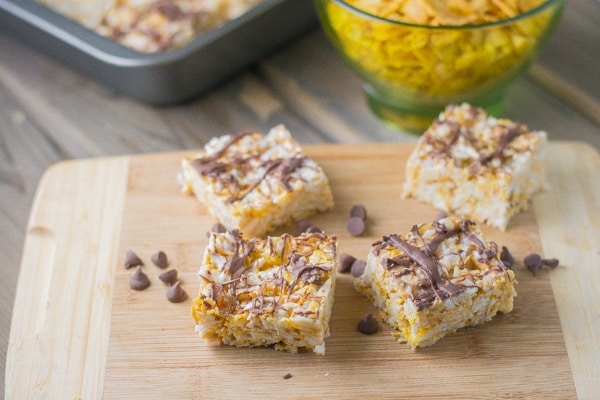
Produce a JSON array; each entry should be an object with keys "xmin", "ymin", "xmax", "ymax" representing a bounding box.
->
[{"xmin": 0, "ymin": 0, "xmax": 317, "ymax": 104}]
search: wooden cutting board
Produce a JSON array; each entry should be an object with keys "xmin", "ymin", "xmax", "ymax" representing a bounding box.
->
[{"xmin": 6, "ymin": 142, "xmax": 600, "ymax": 399}]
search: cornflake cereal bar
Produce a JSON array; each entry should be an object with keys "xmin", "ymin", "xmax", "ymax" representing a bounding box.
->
[
  {"xmin": 191, "ymin": 230, "xmax": 337, "ymax": 355},
  {"xmin": 354, "ymin": 216, "xmax": 516, "ymax": 348},
  {"xmin": 38, "ymin": 0, "xmax": 265, "ymax": 53},
  {"xmin": 402, "ymin": 103, "xmax": 547, "ymax": 231},
  {"xmin": 179, "ymin": 125, "xmax": 334, "ymax": 237}
]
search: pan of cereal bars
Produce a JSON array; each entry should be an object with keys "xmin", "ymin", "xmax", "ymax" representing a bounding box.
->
[{"xmin": 0, "ymin": 0, "xmax": 317, "ymax": 104}]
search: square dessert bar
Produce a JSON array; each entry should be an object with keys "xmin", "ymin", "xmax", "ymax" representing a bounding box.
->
[
  {"xmin": 191, "ymin": 230, "xmax": 337, "ymax": 355},
  {"xmin": 354, "ymin": 216, "xmax": 516, "ymax": 348},
  {"xmin": 402, "ymin": 103, "xmax": 547, "ymax": 231},
  {"xmin": 179, "ymin": 125, "xmax": 334, "ymax": 237}
]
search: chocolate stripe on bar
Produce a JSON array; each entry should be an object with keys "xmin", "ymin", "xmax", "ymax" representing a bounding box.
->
[
  {"xmin": 383, "ymin": 234, "xmax": 450, "ymax": 289},
  {"xmin": 379, "ymin": 219, "xmax": 510, "ymax": 310},
  {"xmin": 226, "ymin": 156, "xmax": 307, "ymax": 204},
  {"xmin": 194, "ymin": 130, "xmax": 255, "ymax": 164}
]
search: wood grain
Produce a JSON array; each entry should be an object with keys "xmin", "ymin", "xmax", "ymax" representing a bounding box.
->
[
  {"xmin": 1, "ymin": 1, "xmax": 599, "ymax": 395},
  {"xmin": 7, "ymin": 142, "xmax": 599, "ymax": 398},
  {"xmin": 533, "ymin": 143, "xmax": 600, "ymax": 400},
  {"xmin": 6, "ymin": 157, "xmax": 130, "ymax": 399}
]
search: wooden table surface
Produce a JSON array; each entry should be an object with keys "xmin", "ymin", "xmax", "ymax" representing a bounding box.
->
[{"xmin": 1, "ymin": 0, "xmax": 599, "ymax": 396}]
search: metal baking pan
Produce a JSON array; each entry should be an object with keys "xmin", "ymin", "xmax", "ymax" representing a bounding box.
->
[{"xmin": 0, "ymin": 0, "xmax": 317, "ymax": 104}]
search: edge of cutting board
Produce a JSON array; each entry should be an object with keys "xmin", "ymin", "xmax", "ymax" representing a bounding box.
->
[
  {"xmin": 532, "ymin": 141, "xmax": 600, "ymax": 399},
  {"xmin": 6, "ymin": 155, "xmax": 130, "ymax": 399},
  {"xmin": 6, "ymin": 141, "xmax": 600, "ymax": 398}
]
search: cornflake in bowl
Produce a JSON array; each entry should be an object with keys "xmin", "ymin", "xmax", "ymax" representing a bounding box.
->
[{"xmin": 314, "ymin": 0, "xmax": 565, "ymax": 132}]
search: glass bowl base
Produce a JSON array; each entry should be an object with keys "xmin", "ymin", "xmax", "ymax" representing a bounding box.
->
[{"xmin": 364, "ymin": 85, "xmax": 506, "ymax": 134}]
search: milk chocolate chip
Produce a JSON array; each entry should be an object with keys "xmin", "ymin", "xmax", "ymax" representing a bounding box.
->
[
  {"xmin": 543, "ymin": 258, "xmax": 560, "ymax": 268},
  {"xmin": 211, "ymin": 222, "xmax": 226, "ymax": 233},
  {"xmin": 524, "ymin": 253, "xmax": 543, "ymax": 275},
  {"xmin": 347, "ymin": 217, "xmax": 366, "ymax": 236},
  {"xmin": 338, "ymin": 253, "xmax": 357, "ymax": 274},
  {"xmin": 524, "ymin": 253, "xmax": 559, "ymax": 276},
  {"xmin": 159, "ymin": 269, "xmax": 178, "ymax": 285},
  {"xmin": 347, "ymin": 204, "xmax": 368, "ymax": 236},
  {"xmin": 124, "ymin": 249, "xmax": 143, "ymax": 269},
  {"xmin": 358, "ymin": 313, "xmax": 379, "ymax": 335},
  {"xmin": 130, "ymin": 266, "xmax": 151, "ymax": 290},
  {"xmin": 350, "ymin": 204, "xmax": 368, "ymax": 220},
  {"xmin": 500, "ymin": 246, "xmax": 515, "ymax": 269},
  {"xmin": 351, "ymin": 259, "xmax": 367, "ymax": 277},
  {"xmin": 151, "ymin": 250, "xmax": 169, "ymax": 268},
  {"xmin": 166, "ymin": 281, "xmax": 188, "ymax": 303},
  {"xmin": 295, "ymin": 219, "xmax": 322, "ymax": 235}
]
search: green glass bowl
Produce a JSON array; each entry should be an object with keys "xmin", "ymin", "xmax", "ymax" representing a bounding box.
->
[{"xmin": 314, "ymin": 0, "xmax": 565, "ymax": 133}]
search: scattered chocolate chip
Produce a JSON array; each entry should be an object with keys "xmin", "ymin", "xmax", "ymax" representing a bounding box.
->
[
  {"xmin": 543, "ymin": 258, "xmax": 560, "ymax": 268},
  {"xmin": 351, "ymin": 259, "xmax": 367, "ymax": 277},
  {"xmin": 211, "ymin": 222, "xmax": 226, "ymax": 233},
  {"xmin": 350, "ymin": 204, "xmax": 368, "ymax": 220},
  {"xmin": 347, "ymin": 216, "xmax": 366, "ymax": 236},
  {"xmin": 338, "ymin": 253, "xmax": 357, "ymax": 273},
  {"xmin": 159, "ymin": 269, "xmax": 178, "ymax": 285},
  {"xmin": 357, "ymin": 313, "xmax": 379, "ymax": 335},
  {"xmin": 166, "ymin": 280, "xmax": 188, "ymax": 303},
  {"xmin": 124, "ymin": 249, "xmax": 143, "ymax": 269},
  {"xmin": 524, "ymin": 253, "xmax": 543, "ymax": 276},
  {"xmin": 524, "ymin": 253, "xmax": 560, "ymax": 276},
  {"xmin": 347, "ymin": 204, "xmax": 367, "ymax": 236},
  {"xmin": 500, "ymin": 246, "xmax": 515, "ymax": 269},
  {"xmin": 295, "ymin": 219, "xmax": 322, "ymax": 235},
  {"xmin": 305, "ymin": 225, "xmax": 323, "ymax": 233},
  {"xmin": 129, "ymin": 266, "xmax": 150, "ymax": 290},
  {"xmin": 437, "ymin": 209, "xmax": 448, "ymax": 220},
  {"xmin": 282, "ymin": 373, "xmax": 293, "ymax": 380},
  {"xmin": 295, "ymin": 219, "xmax": 312, "ymax": 235},
  {"xmin": 151, "ymin": 250, "xmax": 169, "ymax": 268}
]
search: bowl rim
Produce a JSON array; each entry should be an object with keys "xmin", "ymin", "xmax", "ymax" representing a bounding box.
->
[{"xmin": 326, "ymin": 0, "xmax": 563, "ymax": 29}]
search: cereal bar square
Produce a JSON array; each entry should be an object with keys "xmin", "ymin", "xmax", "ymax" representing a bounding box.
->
[
  {"xmin": 354, "ymin": 216, "xmax": 516, "ymax": 348},
  {"xmin": 191, "ymin": 230, "xmax": 337, "ymax": 355},
  {"xmin": 179, "ymin": 125, "xmax": 334, "ymax": 237},
  {"xmin": 402, "ymin": 103, "xmax": 547, "ymax": 231}
]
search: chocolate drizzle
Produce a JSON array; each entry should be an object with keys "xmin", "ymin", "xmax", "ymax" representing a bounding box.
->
[
  {"xmin": 226, "ymin": 156, "xmax": 307, "ymax": 204},
  {"xmin": 377, "ymin": 219, "xmax": 504, "ymax": 311},
  {"xmin": 424, "ymin": 104, "xmax": 528, "ymax": 174},
  {"xmin": 425, "ymin": 119, "xmax": 460, "ymax": 157},
  {"xmin": 225, "ymin": 229, "xmax": 255, "ymax": 277},
  {"xmin": 200, "ymin": 232, "xmax": 335, "ymax": 317},
  {"xmin": 468, "ymin": 125, "xmax": 526, "ymax": 173},
  {"xmin": 190, "ymin": 131, "xmax": 255, "ymax": 177},
  {"xmin": 287, "ymin": 254, "xmax": 331, "ymax": 292},
  {"xmin": 190, "ymin": 130, "xmax": 308, "ymax": 204},
  {"xmin": 382, "ymin": 233, "xmax": 465, "ymax": 310}
]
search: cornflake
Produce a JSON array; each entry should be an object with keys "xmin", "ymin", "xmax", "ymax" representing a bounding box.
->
[
  {"xmin": 326, "ymin": 0, "xmax": 554, "ymax": 96},
  {"xmin": 192, "ymin": 230, "xmax": 337, "ymax": 355},
  {"xmin": 402, "ymin": 103, "xmax": 547, "ymax": 231},
  {"xmin": 354, "ymin": 216, "xmax": 517, "ymax": 348},
  {"xmin": 37, "ymin": 0, "xmax": 266, "ymax": 53},
  {"xmin": 179, "ymin": 125, "xmax": 334, "ymax": 237}
]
